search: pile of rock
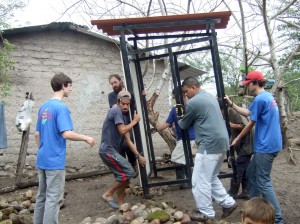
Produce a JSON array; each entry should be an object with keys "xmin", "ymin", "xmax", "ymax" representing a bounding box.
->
[
  {"xmin": 79, "ymin": 200, "xmax": 238, "ymax": 224},
  {"xmin": 0, "ymin": 190, "xmax": 34, "ymax": 224},
  {"xmin": 80, "ymin": 200, "xmax": 191, "ymax": 224}
]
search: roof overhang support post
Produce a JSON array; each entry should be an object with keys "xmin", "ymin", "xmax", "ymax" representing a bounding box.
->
[
  {"xmin": 119, "ymin": 28, "xmax": 150, "ymax": 196},
  {"xmin": 169, "ymin": 48, "xmax": 193, "ymax": 186}
]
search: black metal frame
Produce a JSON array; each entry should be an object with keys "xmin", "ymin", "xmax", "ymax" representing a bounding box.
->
[{"xmin": 116, "ymin": 18, "xmax": 232, "ymax": 197}]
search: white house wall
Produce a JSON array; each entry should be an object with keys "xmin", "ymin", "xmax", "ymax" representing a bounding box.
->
[{"xmin": 0, "ymin": 28, "xmax": 172, "ymax": 178}]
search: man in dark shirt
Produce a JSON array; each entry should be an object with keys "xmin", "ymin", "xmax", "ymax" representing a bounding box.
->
[
  {"xmin": 107, "ymin": 74, "xmax": 137, "ymax": 174},
  {"xmin": 100, "ymin": 90, "xmax": 146, "ymax": 209}
]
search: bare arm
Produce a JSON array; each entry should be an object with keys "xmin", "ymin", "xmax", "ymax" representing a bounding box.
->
[
  {"xmin": 123, "ymin": 132, "xmax": 146, "ymax": 167},
  {"xmin": 34, "ymin": 131, "xmax": 40, "ymax": 147},
  {"xmin": 61, "ymin": 130, "xmax": 95, "ymax": 147},
  {"xmin": 231, "ymin": 120, "xmax": 255, "ymax": 147},
  {"xmin": 224, "ymin": 95, "xmax": 250, "ymax": 117},
  {"xmin": 230, "ymin": 122, "xmax": 245, "ymax": 130},
  {"xmin": 156, "ymin": 122, "xmax": 171, "ymax": 132},
  {"xmin": 118, "ymin": 110, "xmax": 140, "ymax": 135}
]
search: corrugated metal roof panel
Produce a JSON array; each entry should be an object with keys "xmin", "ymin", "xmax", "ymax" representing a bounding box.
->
[{"xmin": 91, "ymin": 11, "xmax": 231, "ymax": 36}]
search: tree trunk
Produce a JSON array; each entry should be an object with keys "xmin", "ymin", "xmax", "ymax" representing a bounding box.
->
[{"xmin": 147, "ymin": 91, "xmax": 176, "ymax": 153}]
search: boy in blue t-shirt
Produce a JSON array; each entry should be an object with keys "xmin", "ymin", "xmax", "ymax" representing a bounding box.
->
[
  {"xmin": 225, "ymin": 71, "xmax": 284, "ymax": 224},
  {"xmin": 34, "ymin": 73, "xmax": 95, "ymax": 224}
]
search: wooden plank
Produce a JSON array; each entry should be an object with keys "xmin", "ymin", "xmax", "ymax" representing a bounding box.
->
[{"xmin": 15, "ymin": 127, "xmax": 30, "ymax": 187}]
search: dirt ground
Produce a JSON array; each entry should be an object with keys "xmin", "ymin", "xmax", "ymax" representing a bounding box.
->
[{"xmin": 1, "ymin": 112, "xmax": 300, "ymax": 223}]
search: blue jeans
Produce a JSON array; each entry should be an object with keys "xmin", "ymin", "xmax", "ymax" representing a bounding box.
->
[
  {"xmin": 34, "ymin": 169, "xmax": 65, "ymax": 224},
  {"xmin": 246, "ymin": 153, "xmax": 284, "ymax": 224}
]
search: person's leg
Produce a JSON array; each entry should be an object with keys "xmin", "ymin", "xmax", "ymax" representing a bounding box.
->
[
  {"xmin": 171, "ymin": 140, "xmax": 186, "ymax": 165},
  {"xmin": 102, "ymin": 181, "xmax": 123, "ymax": 201},
  {"xmin": 192, "ymin": 152, "xmax": 216, "ymax": 218},
  {"xmin": 237, "ymin": 155, "xmax": 251, "ymax": 199},
  {"xmin": 211, "ymin": 152, "xmax": 236, "ymax": 208},
  {"xmin": 34, "ymin": 169, "xmax": 47, "ymax": 224},
  {"xmin": 116, "ymin": 181, "xmax": 129, "ymax": 205},
  {"xmin": 175, "ymin": 166, "xmax": 185, "ymax": 179},
  {"xmin": 255, "ymin": 153, "xmax": 284, "ymax": 224},
  {"xmin": 246, "ymin": 154, "xmax": 261, "ymax": 197},
  {"xmin": 43, "ymin": 169, "xmax": 65, "ymax": 224},
  {"xmin": 100, "ymin": 147, "xmax": 135, "ymax": 203},
  {"xmin": 228, "ymin": 154, "xmax": 240, "ymax": 198}
]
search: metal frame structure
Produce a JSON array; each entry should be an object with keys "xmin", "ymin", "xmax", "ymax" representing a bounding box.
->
[{"xmin": 92, "ymin": 11, "xmax": 233, "ymax": 196}]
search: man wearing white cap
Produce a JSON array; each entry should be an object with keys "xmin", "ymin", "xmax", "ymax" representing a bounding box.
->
[
  {"xmin": 99, "ymin": 90, "xmax": 146, "ymax": 210},
  {"xmin": 225, "ymin": 71, "xmax": 284, "ymax": 224}
]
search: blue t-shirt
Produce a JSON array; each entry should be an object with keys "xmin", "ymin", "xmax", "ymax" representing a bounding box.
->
[
  {"xmin": 249, "ymin": 90, "xmax": 282, "ymax": 153},
  {"xmin": 36, "ymin": 99, "xmax": 74, "ymax": 170},
  {"xmin": 166, "ymin": 107, "xmax": 195, "ymax": 141}
]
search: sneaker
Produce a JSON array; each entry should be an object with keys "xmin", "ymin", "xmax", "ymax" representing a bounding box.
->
[
  {"xmin": 221, "ymin": 203, "xmax": 238, "ymax": 219},
  {"xmin": 189, "ymin": 211, "xmax": 210, "ymax": 222}
]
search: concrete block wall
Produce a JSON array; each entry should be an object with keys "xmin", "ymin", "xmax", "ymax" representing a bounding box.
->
[{"xmin": 0, "ymin": 28, "xmax": 172, "ymax": 176}]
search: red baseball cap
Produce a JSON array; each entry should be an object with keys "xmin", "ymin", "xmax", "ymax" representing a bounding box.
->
[{"xmin": 241, "ymin": 71, "xmax": 265, "ymax": 85}]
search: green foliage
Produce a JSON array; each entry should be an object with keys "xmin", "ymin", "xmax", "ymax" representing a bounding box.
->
[
  {"xmin": 276, "ymin": 0, "xmax": 299, "ymax": 44},
  {"xmin": 0, "ymin": 0, "xmax": 26, "ymax": 29},
  {"xmin": 0, "ymin": 0, "xmax": 26, "ymax": 99},
  {"xmin": 0, "ymin": 31, "xmax": 14, "ymax": 98},
  {"xmin": 147, "ymin": 210, "xmax": 170, "ymax": 221},
  {"xmin": 283, "ymin": 60, "xmax": 300, "ymax": 111}
]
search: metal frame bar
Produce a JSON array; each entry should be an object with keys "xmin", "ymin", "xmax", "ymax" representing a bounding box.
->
[{"xmin": 117, "ymin": 19, "xmax": 232, "ymax": 197}]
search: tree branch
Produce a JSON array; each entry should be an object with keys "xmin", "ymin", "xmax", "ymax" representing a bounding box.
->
[
  {"xmin": 270, "ymin": 0, "xmax": 297, "ymax": 20},
  {"xmin": 275, "ymin": 18, "xmax": 300, "ymax": 30}
]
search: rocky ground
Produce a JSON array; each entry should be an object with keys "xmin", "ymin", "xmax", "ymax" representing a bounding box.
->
[{"xmin": 1, "ymin": 112, "xmax": 300, "ymax": 223}]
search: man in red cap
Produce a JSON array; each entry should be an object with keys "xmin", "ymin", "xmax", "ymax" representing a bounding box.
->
[{"xmin": 225, "ymin": 71, "xmax": 284, "ymax": 224}]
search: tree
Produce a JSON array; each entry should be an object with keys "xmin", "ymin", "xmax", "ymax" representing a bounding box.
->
[
  {"xmin": 0, "ymin": 0, "xmax": 27, "ymax": 98},
  {"xmin": 39, "ymin": 0, "xmax": 300, "ymax": 152}
]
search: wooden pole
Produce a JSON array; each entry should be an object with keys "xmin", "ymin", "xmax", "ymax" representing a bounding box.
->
[
  {"xmin": 0, "ymin": 169, "xmax": 112, "ymax": 194},
  {"xmin": 15, "ymin": 126, "xmax": 31, "ymax": 187}
]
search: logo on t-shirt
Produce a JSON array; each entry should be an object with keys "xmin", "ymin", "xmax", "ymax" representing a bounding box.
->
[
  {"xmin": 40, "ymin": 108, "xmax": 52, "ymax": 125},
  {"xmin": 270, "ymin": 100, "xmax": 278, "ymax": 109}
]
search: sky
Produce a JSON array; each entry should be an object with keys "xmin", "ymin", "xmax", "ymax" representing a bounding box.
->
[{"xmin": 9, "ymin": 0, "xmax": 86, "ymax": 28}]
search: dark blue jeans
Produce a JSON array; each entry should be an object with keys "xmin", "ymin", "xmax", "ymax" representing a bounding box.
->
[{"xmin": 246, "ymin": 153, "xmax": 284, "ymax": 224}]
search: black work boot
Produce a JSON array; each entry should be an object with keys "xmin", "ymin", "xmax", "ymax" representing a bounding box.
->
[
  {"xmin": 175, "ymin": 167, "xmax": 190, "ymax": 189},
  {"xmin": 238, "ymin": 180, "xmax": 250, "ymax": 199},
  {"xmin": 227, "ymin": 177, "xmax": 240, "ymax": 198}
]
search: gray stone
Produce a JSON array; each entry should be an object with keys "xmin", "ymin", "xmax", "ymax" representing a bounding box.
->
[
  {"xmin": 149, "ymin": 218, "xmax": 160, "ymax": 224},
  {"xmin": 0, "ymin": 171, "xmax": 10, "ymax": 177},
  {"xmin": 94, "ymin": 217, "xmax": 106, "ymax": 224},
  {"xmin": 9, "ymin": 201, "xmax": 23, "ymax": 211},
  {"xmin": 0, "ymin": 199, "xmax": 9, "ymax": 209},
  {"xmin": 19, "ymin": 214, "xmax": 32, "ymax": 224},
  {"xmin": 173, "ymin": 211, "xmax": 184, "ymax": 221},
  {"xmin": 104, "ymin": 214, "xmax": 120, "ymax": 224},
  {"xmin": 180, "ymin": 214, "xmax": 191, "ymax": 224},
  {"xmin": 130, "ymin": 216, "xmax": 144, "ymax": 224},
  {"xmin": 122, "ymin": 211, "xmax": 135, "ymax": 222},
  {"xmin": 119, "ymin": 203, "xmax": 131, "ymax": 212},
  {"xmin": 20, "ymin": 200, "xmax": 31, "ymax": 209},
  {"xmin": 80, "ymin": 217, "xmax": 92, "ymax": 224},
  {"xmin": 0, "ymin": 220, "xmax": 13, "ymax": 224},
  {"xmin": 19, "ymin": 209, "xmax": 31, "ymax": 215},
  {"xmin": 1, "ymin": 207, "xmax": 14, "ymax": 216},
  {"xmin": 24, "ymin": 190, "xmax": 33, "ymax": 200},
  {"xmin": 8, "ymin": 213, "xmax": 21, "ymax": 224}
]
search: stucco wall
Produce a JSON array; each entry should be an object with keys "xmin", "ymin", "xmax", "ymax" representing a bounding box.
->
[{"xmin": 0, "ymin": 28, "xmax": 173, "ymax": 177}]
